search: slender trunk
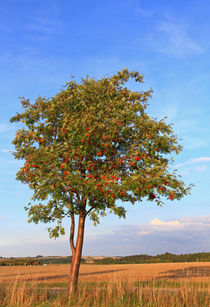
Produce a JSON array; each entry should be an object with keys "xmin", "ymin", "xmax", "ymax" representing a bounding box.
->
[
  {"xmin": 69, "ymin": 213, "xmax": 75, "ymax": 275},
  {"xmin": 68, "ymin": 212, "xmax": 86, "ymax": 297}
]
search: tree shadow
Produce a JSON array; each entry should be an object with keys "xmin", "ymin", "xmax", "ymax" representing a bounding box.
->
[
  {"xmin": 17, "ymin": 269, "xmax": 126, "ymax": 282},
  {"xmin": 157, "ymin": 266, "xmax": 210, "ymax": 279},
  {"xmin": 80, "ymin": 269, "xmax": 126, "ymax": 276}
]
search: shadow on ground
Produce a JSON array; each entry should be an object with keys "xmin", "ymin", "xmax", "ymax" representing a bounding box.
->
[
  {"xmin": 158, "ymin": 266, "xmax": 210, "ymax": 279},
  {"xmin": 9, "ymin": 269, "xmax": 126, "ymax": 282}
]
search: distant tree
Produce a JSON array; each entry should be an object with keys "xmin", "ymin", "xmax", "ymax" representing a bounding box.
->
[{"xmin": 10, "ymin": 69, "xmax": 192, "ymax": 295}]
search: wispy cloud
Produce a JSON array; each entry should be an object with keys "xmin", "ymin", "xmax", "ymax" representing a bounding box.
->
[
  {"xmin": 190, "ymin": 157, "xmax": 210, "ymax": 163},
  {"xmin": 150, "ymin": 218, "xmax": 180, "ymax": 226},
  {"xmin": 0, "ymin": 149, "xmax": 14, "ymax": 153},
  {"xmin": 176, "ymin": 156, "xmax": 210, "ymax": 168},
  {"xmin": 83, "ymin": 216, "xmax": 210, "ymax": 256},
  {"xmin": 155, "ymin": 21, "xmax": 205, "ymax": 57},
  {"xmin": 134, "ymin": 6, "xmax": 154, "ymax": 17},
  {"xmin": 0, "ymin": 216, "xmax": 5, "ymax": 221},
  {"xmin": 27, "ymin": 19, "xmax": 59, "ymax": 35},
  {"xmin": 143, "ymin": 216, "xmax": 210, "ymax": 233},
  {"xmin": 195, "ymin": 166, "xmax": 207, "ymax": 172},
  {"xmin": 25, "ymin": 14, "xmax": 62, "ymax": 41},
  {"xmin": 1, "ymin": 216, "xmax": 210, "ymax": 257}
]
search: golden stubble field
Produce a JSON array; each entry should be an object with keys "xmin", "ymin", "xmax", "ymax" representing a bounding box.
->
[
  {"xmin": 1, "ymin": 262, "xmax": 210, "ymax": 306},
  {"xmin": 1, "ymin": 262, "xmax": 210, "ymax": 283}
]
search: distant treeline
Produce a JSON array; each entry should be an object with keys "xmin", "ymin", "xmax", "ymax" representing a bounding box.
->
[
  {"xmin": 0, "ymin": 252, "xmax": 210, "ymax": 266},
  {"xmin": 94, "ymin": 252, "xmax": 210, "ymax": 264},
  {"xmin": 0, "ymin": 256, "xmax": 88, "ymax": 266},
  {"xmin": 0, "ymin": 258, "xmax": 40, "ymax": 266},
  {"xmin": 0, "ymin": 256, "xmax": 84, "ymax": 266}
]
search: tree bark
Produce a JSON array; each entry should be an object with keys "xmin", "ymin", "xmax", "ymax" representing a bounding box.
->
[
  {"xmin": 69, "ymin": 213, "xmax": 75, "ymax": 275},
  {"xmin": 68, "ymin": 212, "xmax": 86, "ymax": 297}
]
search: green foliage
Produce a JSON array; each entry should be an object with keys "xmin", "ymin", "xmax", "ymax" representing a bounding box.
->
[
  {"xmin": 10, "ymin": 69, "xmax": 192, "ymax": 238},
  {"xmin": 0, "ymin": 256, "xmax": 86, "ymax": 266},
  {"xmin": 94, "ymin": 252, "xmax": 210, "ymax": 264},
  {"xmin": 1, "ymin": 252, "xmax": 210, "ymax": 266},
  {"xmin": 0, "ymin": 258, "xmax": 39, "ymax": 266}
]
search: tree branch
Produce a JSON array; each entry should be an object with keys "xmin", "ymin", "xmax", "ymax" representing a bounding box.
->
[
  {"xmin": 70, "ymin": 213, "xmax": 75, "ymax": 255},
  {"xmin": 85, "ymin": 205, "xmax": 96, "ymax": 217}
]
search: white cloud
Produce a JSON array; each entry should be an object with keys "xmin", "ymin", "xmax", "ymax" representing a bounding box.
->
[
  {"xmin": 176, "ymin": 156, "xmax": 210, "ymax": 168},
  {"xmin": 0, "ymin": 216, "xmax": 5, "ymax": 220},
  {"xmin": 1, "ymin": 216, "xmax": 210, "ymax": 257},
  {"xmin": 156, "ymin": 21, "xmax": 205, "ymax": 57},
  {"xmin": 147, "ymin": 216, "xmax": 210, "ymax": 232},
  {"xmin": 150, "ymin": 218, "xmax": 180, "ymax": 226},
  {"xmin": 83, "ymin": 215, "xmax": 210, "ymax": 256},
  {"xmin": 190, "ymin": 157, "xmax": 210, "ymax": 163}
]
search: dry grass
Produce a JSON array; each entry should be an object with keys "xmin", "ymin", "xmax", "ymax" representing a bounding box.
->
[
  {"xmin": 0, "ymin": 262, "xmax": 209, "ymax": 306},
  {"xmin": 1, "ymin": 262, "xmax": 210, "ymax": 283}
]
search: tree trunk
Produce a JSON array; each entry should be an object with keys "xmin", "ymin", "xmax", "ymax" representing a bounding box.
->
[{"xmin": 68, "ymin": 212, "xmax": 86, "ymax": 297}]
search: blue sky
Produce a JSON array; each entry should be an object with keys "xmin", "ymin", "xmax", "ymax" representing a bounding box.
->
[{"xmin": 0, "ymin": 0, "xmax": 210, "ymax": 257}]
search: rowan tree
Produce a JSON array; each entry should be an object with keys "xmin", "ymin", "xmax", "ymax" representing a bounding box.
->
[{"xmin": 10, "ymin": 69, "xmax": 191, "ymax": 294}]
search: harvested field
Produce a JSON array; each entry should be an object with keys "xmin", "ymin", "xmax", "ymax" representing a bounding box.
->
[
  {"xmin": 1, "ymin": 262, "xmax": 210, "ymax": 283},
  {"xmin": 0, "ymin": 262, "xmax": 209, "ymax": 306}
]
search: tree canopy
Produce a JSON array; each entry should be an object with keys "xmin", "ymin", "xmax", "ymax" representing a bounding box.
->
[{"xmin": 10, "ymin": 69, "xmax": 191, "ymax": 239}]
